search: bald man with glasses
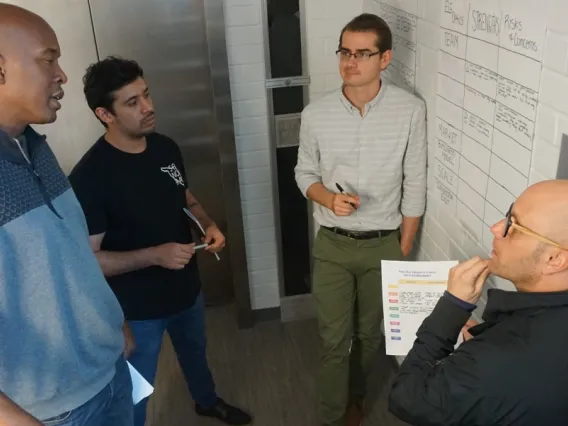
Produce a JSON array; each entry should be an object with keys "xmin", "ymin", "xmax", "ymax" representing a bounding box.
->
[{"xmin": 389, "ymin": 179, "xmax": 568, "ymax": 426}]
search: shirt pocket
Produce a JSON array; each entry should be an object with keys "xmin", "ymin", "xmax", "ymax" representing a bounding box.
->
[{"xmin": 42, "ymin": 410, "xmax": 74, "ymax": 425}]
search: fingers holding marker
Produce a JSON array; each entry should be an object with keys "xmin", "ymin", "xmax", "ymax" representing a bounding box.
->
[{"xmin": 332, "ymin": 194, "xmax": 360, "ymax": 216}]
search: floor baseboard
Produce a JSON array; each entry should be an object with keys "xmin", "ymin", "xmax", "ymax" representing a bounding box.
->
[
  {"xmin": 280, "ymin": 294, "xmax": 316, "ymax": 322},
  {"xmin": 252, "ymin": 306, "xmax": 281, "ymax": 323}
]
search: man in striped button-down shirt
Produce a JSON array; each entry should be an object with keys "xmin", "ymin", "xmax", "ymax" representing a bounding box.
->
[{"xmin": 295, "ymin": 13, "xmax": 427, "ymax": 426}]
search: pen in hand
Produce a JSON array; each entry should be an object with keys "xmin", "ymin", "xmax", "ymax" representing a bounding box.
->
[{"xmin": 335, "ymin": 183, "xmax": 357, "ymax": 209}]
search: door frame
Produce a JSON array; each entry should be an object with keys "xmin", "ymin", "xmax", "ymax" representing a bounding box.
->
[
  {"xmin": 204, "ymin": 0, "xmax": 254, "ymax": 328},
  {"xmin": 261, "ymin": 0, "xmax": 316, "ymax": 321}
]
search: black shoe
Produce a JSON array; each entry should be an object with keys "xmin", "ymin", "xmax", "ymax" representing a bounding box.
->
[{"xmin": 195, "ymin": 398, "xmax": 252, "ymax": 425}]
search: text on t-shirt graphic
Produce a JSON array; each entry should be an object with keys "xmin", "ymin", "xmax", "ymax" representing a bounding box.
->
[{"xmin": 160, "ymin": 163, "xmax": 185, "ymax": 187}]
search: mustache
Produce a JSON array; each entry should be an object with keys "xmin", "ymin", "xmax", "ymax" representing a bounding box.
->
[{"xmin": 141, "ymin": 113, "xmax": 156, "ymax": 122}]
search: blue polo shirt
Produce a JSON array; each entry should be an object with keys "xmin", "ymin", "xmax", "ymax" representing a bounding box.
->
[{"xmin": 0, "ymin": 126, "xmax": 124, "ymax": 420}]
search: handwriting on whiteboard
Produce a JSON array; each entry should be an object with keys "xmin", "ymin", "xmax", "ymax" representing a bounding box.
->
[
  {"xmin": 435, "ymin": 160, "xmax": 458, "ymax": 193},
  {"xmin": 435, "ymin": 179, "xmax": 456, "ymax": 208},
  {"xmin": 380, "ymin": 3, "xmax": 417, "ymax": 40},
  {"xmin": 496, "ymin": 76, "xmax": 538, "ymax": 119},
  {"xmin": 437, "ymin": 140, "xmax": 460, "ymax": 174},
  {"xmin": 434, "ymin": 0, "xmax": 545, "ymax": 239},
  {"xmin": 465, "ymin": 62, "xmax": 497, "ymax": 97},
  {"xmin": 462, "ymin": 110, "xmax": 492, "ymax": 149},
  {"xmin": 494, "ymin": 103, "xmax": 534, "ymax": 150},
  {"xmin": 437, "ymin": 118, "xmax": 461, "ymax": 151},
  {"xmin": 374, "ymin": 1, "xmax": 418, "ymax": 91}
]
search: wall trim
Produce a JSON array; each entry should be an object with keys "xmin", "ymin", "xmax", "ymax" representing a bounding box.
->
[{"xmin": 253, "ymin": 306, "xmax": 282, "ymax": 323}]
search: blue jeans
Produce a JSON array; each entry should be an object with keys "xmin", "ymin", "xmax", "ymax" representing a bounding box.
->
[
  {"xmin": 128, "ymin": 292, "xmax": 217, "ymax": 426},
  {"xmin": 42, "ymin": 357, "xmax": 133, "ymax": 426}
]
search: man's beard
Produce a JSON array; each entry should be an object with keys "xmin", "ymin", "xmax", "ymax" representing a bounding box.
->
[{"xmin": 127, "ymin": 125, "xmax": 155, "ymax": 139}]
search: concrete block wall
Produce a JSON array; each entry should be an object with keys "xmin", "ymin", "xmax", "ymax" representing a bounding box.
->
[{"xmin": 360, "ymin": 0, "xmax": 568, "ymax": 315}]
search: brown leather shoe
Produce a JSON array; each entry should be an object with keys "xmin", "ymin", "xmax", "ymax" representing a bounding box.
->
[{"xmin": 345, "ymin": 402, "xmax": 363, "ymax": 426}]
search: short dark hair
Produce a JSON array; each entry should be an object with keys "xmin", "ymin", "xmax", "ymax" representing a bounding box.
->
[
  {"xmin": 83, "ymin": 56, "xmax": 144, "ymax": 124},
  {"xmin": 339, "ymin": 13, "xmax": 393, "ymax": 53}
]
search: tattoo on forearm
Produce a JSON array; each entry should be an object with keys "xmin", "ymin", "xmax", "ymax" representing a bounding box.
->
[{"xmin": 186, "ymin": 196, "xmax": 214, "ymax": 227}]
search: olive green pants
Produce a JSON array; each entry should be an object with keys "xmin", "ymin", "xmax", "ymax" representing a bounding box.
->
[{"xmin": 312, "ymin": 227, "xmax": 404, "ymax": 426}]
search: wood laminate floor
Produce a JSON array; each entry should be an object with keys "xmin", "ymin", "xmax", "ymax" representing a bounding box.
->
[{"xmin": 146, "ymin": 304, "xmax": 409, "ymax": 426}]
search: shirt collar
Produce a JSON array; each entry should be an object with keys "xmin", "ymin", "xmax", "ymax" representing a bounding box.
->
[
  {"xmin": 0, "ymin": 125, "xmax": 45, "ymax": 164},
  {"xmin": 482, "ymin": 288, "xmax": 568, "ymax": 323},
  {"xmin": 339, "ymin": 80, "xmax": 388, "ymax": 116}
]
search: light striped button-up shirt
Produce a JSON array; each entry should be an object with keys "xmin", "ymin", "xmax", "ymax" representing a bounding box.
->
[{"xmin": 295, "ymin": 83, "xmax": 427, "ymax": 231}]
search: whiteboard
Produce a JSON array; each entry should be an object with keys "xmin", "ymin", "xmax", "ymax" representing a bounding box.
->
[
  {"xmin": 364, "ymin": 0, "xmax": 418, "ymax": 92},
  {"xmin": 434, "ymin": 0, "xmax": 546, "ymax": 249},
  {"xmin": 361, "ymin": 0, "xmax": 550, "ymax": 259}
]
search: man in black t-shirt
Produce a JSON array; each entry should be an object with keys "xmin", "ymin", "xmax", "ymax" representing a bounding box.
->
[{"xmin": 69, "ymin": 57, "xmax": 252, "ymax": 426}]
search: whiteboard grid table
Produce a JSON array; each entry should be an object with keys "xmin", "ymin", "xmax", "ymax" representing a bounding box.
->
[
  {"xmin": 434, "ymin": 0, "xmax": 546, "ymax": 249},
  {"xmin": 366, "ymin": 0, "xmax": 418, "ymax": 93}
]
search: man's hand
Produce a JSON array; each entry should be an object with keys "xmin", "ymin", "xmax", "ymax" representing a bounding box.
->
[
  {"xmin": 204, "ymin": 225, "xmax": 225, "ymax": 253},
  {"xmin": 461, "ymin": 319, "xmax": 479, "ymax": 342},
  {"xmin": 0, "ymin": 392, "xmax": 42, "ymax": 426},
  {"xmin": 400, "ymin": 216, "xmax": 420, "ymax": 258},
  {"xmin": 151, "ymin": 243, "xmax": 195, "ymax": 270},
  {"xmin": 401, "ymin": 240, "xmax": 413, "ymax": 257},
  {"xmin": 122, "ymin": 322, "xmax": 136, "ymax": 359},
  {"xmin": 447, "ymin": 257, "xmax": 490, "ymax": 305},
  {"xmin": 331, "ymin": 193, "xmax": 360, "ymax": 216}
]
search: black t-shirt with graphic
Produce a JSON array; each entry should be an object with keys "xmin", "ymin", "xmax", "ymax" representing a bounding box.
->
[{"xmin": 69, "ymin": 132, "xmax": 200, "ymax": 320}]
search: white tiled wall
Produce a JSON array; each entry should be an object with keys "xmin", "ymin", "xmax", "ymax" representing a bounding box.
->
[
  {"xmin": 223, "ymin": 0, "xmax": 365, "ymax": 309},
  {"xmin": 223, "ymin": 0, "xmax": 280, "ymax": 310},
  {"xmin": 360, "ymin": 0, "xmax": 568, "ymax": 316},
  {"xmin": 305, "ymin": 0, "xmax": 364, "ymax": 100}
]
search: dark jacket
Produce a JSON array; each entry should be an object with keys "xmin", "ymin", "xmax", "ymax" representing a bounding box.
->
[{"xmin": 389, "ymin": 288, "xmax": 568, "ymax": 426}]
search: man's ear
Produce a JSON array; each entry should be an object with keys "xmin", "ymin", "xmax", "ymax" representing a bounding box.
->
[
  {"xmin": 379, "ymin": 49, "xmax": 392, "ymax": 71},
  {"xmin": 542, "ymin": 249, "xmax": 568, "ymax": 276},
  {"xmin": 0, "ymin": 54, "xmax": 6, "ymax": 85},
  {"xmin": 95, "ymin": 107, "xmax": 114, "ymax": 126}
]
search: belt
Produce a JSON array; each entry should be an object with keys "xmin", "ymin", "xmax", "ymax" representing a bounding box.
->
[{"xmin": 322, "ymin": 226, "xmax": 397, "ymax": 240}]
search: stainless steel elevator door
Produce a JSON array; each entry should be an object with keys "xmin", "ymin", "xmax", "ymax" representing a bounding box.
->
[{"xmin": 88, "ymin": 0, "xmax": 234, "ymax": 305}]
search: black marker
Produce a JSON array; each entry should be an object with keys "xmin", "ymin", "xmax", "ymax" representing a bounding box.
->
[{"xmin": 335, "ymin": 183, "xmax": 357, "ymax": 209}]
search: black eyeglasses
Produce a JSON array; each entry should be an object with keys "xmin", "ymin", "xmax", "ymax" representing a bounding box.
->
[
  {"xmin": 503, "ymin": 203, "xmax": 567, "ymax": 249},
  {"xmin": 336, "ymin": 49, "xmax": 381, "ymax": 61}
]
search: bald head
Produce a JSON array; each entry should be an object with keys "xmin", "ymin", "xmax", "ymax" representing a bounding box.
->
[
  {"xmin": 488, "ymin": 179, "xmax": 568, "ymax": 292},
  {"xmin": 513, "ymin": 179, "xmax": 568, "ymax": 250},
  {"xmin": 0, "ymin": 3, "xmax": 67, "ymax": 136},
  {"xmin": 0, "ymin": 3, "xmax": 53, "ymax": 58},
  {"xmin": 515, "ymin": 180, "xmax": 568, "ymax": 245},
  {"xmin": 0, "ymin": 3, "xmax": 50, "ymax": 31}
]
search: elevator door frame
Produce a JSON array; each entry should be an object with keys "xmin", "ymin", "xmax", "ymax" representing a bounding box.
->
[{"xmin": 261, "ymin": 0, "xmax": 317, "ymax": 322}]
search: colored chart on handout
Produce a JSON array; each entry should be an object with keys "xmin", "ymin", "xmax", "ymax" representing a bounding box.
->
[{"xmin": 382, "ymin": 261, "xmax": 457, "ymax": 355}]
